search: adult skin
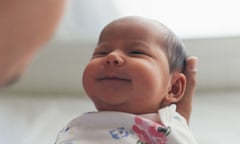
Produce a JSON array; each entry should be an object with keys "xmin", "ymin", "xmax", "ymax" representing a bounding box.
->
[
  {"xmin": 0, "ymin": 0, "xmax": 65, "ymax": 87},
  {"xmin": 177, "ymin": 56, "xmax": 198, "ymax": 124}
]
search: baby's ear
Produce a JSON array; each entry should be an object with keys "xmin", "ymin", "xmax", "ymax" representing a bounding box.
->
[{"xmin": 163, "ymin": 73, "xmax": 187, "ymax": 106}]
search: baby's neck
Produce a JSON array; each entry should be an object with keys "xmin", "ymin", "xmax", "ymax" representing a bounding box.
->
[{"xmin": 140, "ymin": 112, "xmax": 161, "ymax": 123}]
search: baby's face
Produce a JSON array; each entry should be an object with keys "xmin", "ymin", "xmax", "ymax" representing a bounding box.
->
[{"xmin": 82, "ymin": 18, "xmax": 172, "ymax": 114}]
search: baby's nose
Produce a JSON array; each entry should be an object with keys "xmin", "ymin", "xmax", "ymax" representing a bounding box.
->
[{"xmin": 104, "ymin": 53, "xmax": 124, "ymax": 66}]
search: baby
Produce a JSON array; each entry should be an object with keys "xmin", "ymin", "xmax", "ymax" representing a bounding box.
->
[{"xmin": 55, "ymin": 16, "xmax": 198, "ymax": 144}]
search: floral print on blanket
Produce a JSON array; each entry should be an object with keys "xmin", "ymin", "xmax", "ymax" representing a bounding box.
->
[{"xmin": 132, "ymin": 116, "xmax": 167, "ymax": 144}]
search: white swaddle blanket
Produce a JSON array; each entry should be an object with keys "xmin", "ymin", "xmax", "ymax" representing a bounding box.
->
[{"xmin": 55, "ymin": 104, "xmax": 197, "ymax": 144}]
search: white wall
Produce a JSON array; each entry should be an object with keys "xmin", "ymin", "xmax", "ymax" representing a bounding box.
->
[
  {"xmin": 2, "ymin": 36, "xmax": 240, "ymax": 95},
  {"xmin": 185, "ymin": 36, "xmax": 240, "ymax": 91}
]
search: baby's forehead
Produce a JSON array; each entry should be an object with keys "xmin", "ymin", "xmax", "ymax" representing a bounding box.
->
[
  {"xmin": 100, "ymin": 17, "xmax": 168, "ymax": 42},
  {"xmin": 105, "ymin": 17, "xmax": 165, "ymax": 32}
]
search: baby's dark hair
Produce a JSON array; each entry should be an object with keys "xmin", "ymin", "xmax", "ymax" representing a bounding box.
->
[
  {"xmin": 156, "ymin": 22, "xmax": 187, "ymax": 73},
  {"xmin": 99, "ymin": 16, "xmax": 187, "ymax": 73}
]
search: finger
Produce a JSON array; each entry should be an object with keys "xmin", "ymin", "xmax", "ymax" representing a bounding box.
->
[
  {"xmin": 185, "ymin": 56, "xmax": 198, "ymax": 89},
  {"xmin": 183, "ymin": 56, "xmax": 198, "ymax": 101},
  {"xmin": 177, "ymin": 56, "xmax": 198, "ymax": 123}
]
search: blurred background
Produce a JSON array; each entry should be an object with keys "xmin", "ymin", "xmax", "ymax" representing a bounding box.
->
[{"xmin": 1, "ymin": 0, "xmax": 240, "ymax": 143}]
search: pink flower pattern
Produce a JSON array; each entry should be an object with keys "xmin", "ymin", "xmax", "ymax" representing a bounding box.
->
[{"xmin": 132, "ymin": 116, "xmax": 167, "ymax": 144}]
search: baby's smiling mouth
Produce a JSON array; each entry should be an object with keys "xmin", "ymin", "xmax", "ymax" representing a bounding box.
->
[{"xmin": 97, "ymin": 75, "xmax": 131, "ymax": 82}]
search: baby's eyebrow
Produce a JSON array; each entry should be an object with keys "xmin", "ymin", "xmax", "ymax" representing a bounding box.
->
[
  {"xmin": 128, "ymin": 40, "xmax": 151, "ymax": 49},
  {"xmin": 95, "ymin": 42, "xmax": 111, "ymax": 49}
]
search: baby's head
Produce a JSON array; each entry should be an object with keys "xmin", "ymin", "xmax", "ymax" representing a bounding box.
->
[{"xmin": 82, "ymin": 16, "xmax": 187, "ymax": 114}]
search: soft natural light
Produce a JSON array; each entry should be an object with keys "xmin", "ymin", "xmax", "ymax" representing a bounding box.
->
[
  {"xmin": 56, "ymin": 0, "xmax": 240, "ymax": 40},
  {"xmin": 114, "ymin": 0, "xmax": 240, "ymax": 38}
]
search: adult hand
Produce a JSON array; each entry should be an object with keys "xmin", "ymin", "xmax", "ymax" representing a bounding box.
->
[{"xmin": 176, "ymin": 56, "xmax": 198, "ymax": 124}]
